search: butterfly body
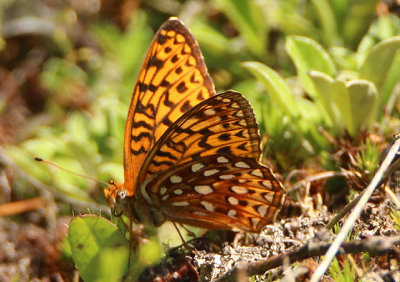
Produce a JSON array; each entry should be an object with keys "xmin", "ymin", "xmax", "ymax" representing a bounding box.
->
[{"xmin": 104, "ymin": 18, "xmax": 286, "ymax": 232}]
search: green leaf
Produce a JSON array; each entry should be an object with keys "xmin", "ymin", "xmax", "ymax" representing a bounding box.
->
[
  {"xmin": 308, "ymin": 71, "xmax": 338, "ymax": 127},
  {"xmin": 359, "ymin": 36, "xmax": 400, "ymax": 90},
  {"xmin": 286, "ymin": 35, "xmax": 336, "ymax": 97},
  {"xmin": 286, "ymin": 36, "xmax": 336, "ymax": 75},
  {"xmin": 68, "ymin": 215, "xmax": 129, "ymax": 282},
  {"xmin": 242, "ymin": 61, "xmax": 300, "ymax": 119},
  {"xmin": 331, "ymin": 79, "xmax": 378, "ymax": 136},
  {"xmin": 309, "ymin": 71, "xmax": 378, "ymax": 136},
  {"xmin": 345, "ymin": 80, "xmax": 378, "ymax": 133},
  {"xmin": 330, "ymin": 47, "xmax": 357, "ymax": 70},
  {"xmin": 381, "ymin": 52, "xmax": 400, "ymax": 116}
]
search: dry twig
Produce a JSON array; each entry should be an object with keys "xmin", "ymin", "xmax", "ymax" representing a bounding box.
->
[{"xmin": 218, "ymin": 235, "xmax": 400, "ymax": 281}]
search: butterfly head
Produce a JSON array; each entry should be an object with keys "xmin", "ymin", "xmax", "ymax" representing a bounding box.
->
[
  {"xmin": 104, "ymin": 180, "xmax": 131, "ymax": 217},
  {"xmin": 104, "ymin": 179, "xmax": 166, "ymax": 227}
]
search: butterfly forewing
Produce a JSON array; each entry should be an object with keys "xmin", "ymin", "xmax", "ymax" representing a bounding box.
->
[
  {"xmin": 140, "ymin": 154, "xmax": 285, "ymax": 232},
  {"xmin": 137, "ymin": 91, "xmax": 262, "ymax": 184},
  {"xmin": 123, "ymin": 18, "xmax": 215, "ymax": 194}
]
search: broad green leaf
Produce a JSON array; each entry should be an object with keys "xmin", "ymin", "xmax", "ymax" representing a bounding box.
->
[
  {"xmin": 331, "ymin": 79, "xmax": 377, "ymax": 136},
  {"xmin": 308, "ymin": 71, "xmax": 338, "ymax": 128},
  {"xmin": 68, "ymin": 215, "xmax": 129, "ymax": 282},
  {"xmin": 286, "ymin": 35, "xmax": 336, "ymax": 97},
  {"xmin": 358, "ymin": 15, "xmax": 400, "ymax": 59},
  {"xmin": 242, "ymin": 61, "xmax": 300, "ymax": 119},
  {"xmin": 346, "ymin": 80, "xmax": 378, "ymax": 133},
  {"xmin": 331, "ymin": 80, "xmax": 352, "ymax": 134},
  {"xmin": 286, "ymin": 36, "xmax": 336, "ymax": 75},
  {"xmin": 359, "ymin": 36, "xmax": 400, "ymax": 90},
  {"xmin": 242, "ymin": 62, "xmax": 328, "ymax": 149},
  {"xmin": 310, "ymin": 72, "xmax": 378, "ymax": 136}
]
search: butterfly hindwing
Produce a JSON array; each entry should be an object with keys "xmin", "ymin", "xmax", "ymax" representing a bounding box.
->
[
  {"xmin": 137, "ymin": 91, "xmax": 263, "ymax": 184},
  {"xmin": 141, "ymin": 154, "xmax": 285, "ymax": 232},
  {"xmin": 132, "ymin": 91, "xmax": 286, "ymax": 231}
]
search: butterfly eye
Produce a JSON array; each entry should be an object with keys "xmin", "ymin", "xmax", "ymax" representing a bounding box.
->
[
  {"xmin": 117, "ymin": 189, "xmax": 129, "ymax": 202},
  {"xmin": 111, "ymin": 189, "xmax": 129, "ymax": 217}
]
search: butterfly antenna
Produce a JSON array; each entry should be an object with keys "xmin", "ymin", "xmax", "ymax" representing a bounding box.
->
[{"xmin": 34, "ymin": 156, "xmax": 109, "ymax": 186}]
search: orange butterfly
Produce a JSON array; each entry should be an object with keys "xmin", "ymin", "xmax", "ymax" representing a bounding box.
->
[{"xmin": 104, "ymin": 17, "xmax": 286, "ymax": 232}]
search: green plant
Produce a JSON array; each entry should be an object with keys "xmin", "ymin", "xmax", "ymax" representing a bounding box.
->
[
  {"xmin": 241, "ymin": 15, "xmax": 400, "ymax": 172},
  {"xmin": 328, "ymin": 257, "xmax": 356, "ymax": 282}
]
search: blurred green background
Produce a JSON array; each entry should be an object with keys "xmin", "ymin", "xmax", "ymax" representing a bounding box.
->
[{"xmin": 2, "ymin": 0, "xmax": 400, "ymax": 280}]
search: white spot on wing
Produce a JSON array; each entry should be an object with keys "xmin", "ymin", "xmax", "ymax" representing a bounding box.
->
[
  {"xmin": 235, "ymin": 111, "xmax": 244, "ymax": 117},
  {"xmin": 262, "ymin": 181, "xmax": 272, "ymax": 188},
  {"xmin": 228, "ymin": 196, "xmax": 239, "ymax": 205},
  {"xmin": 263, "ymin": 193, "xmax": 273, "ymax": 202},
  {"xmin": 251, "ymin": 217, "xmax": 261, "ymax": 227},
  {"xmin": 227, "ymin": 209, "xmax": 237, "ymax": 218},
  {"xmin": 200, "ymin": 201, "xmax": 214, "ymax": 212},
  {"xmin": 238, "ymin": 179, "xmax": 247, "ymax": 183},
  {"xmin": 194, "ymin": 185, "xmax": 213, "ymax": 195},
  {"xmin": 160, "ymin": 187, "xmax": 167, "ymax": 195},
  {"xmin": 204, "ymin": 109, "xmax": 216, "ymax": 115},
  {"xmin": 193, "ymin": 211, "xmax": 206, "ymax": 216},
  {"xmin": 235, "ymin": 161, "xmax": 250, "ymax": 168},
  {"xmin": 231, "ymin": 186, "xmax": 248, "ymax": 194},
  {"xmin": 238, "ymin": 120, "xmax": 246, "ymax": 126},
  {"xmin": 191, "ymin": 163, "xmax": 204, "ymax": 172},
  {"xmin": 204, "ymin": 169, "xmax": 219, "ymax": 176},
  {"xmin": 219, "ymin": 174, "xmax": 235, "ymax": 180},
  {"xmin": 257, "ymin": 205, "xmax": 268, "ymax": 217},
  {"xmin": 217, "ymin": 156, "xmax": 229, "ymax": 163},
  {"xmin": 170, "ymin": 175, "xmax": 182, "ymax": 184},
  {"xmin": 174, "ymin": 189, "xmax": 183, "ymax": 195},
  {"xmin": 251, "ymin": 169, "xmax": 263, "ymax": 177}
]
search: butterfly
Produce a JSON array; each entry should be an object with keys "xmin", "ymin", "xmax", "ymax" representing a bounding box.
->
[{"xmin": 104, "ymin": 17, "xmax": 286, "ymax": 232}]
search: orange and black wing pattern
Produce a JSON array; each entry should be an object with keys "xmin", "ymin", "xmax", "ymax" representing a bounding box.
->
[
  {"xmin": 123, "ymin": 18, "xmax": 216, "ymax": 194},
  {"xmin": 136, "ymin": 91, "xmax": 285, "ymax": 232},
  {"xmin": 137, "ymin": 91, "xmax": 262, "ymax": 184}
]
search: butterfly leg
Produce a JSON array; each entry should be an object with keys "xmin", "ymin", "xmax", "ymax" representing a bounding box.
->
[
  {"xmin": 172, "ymin": 221, "xmax": 197, "ymax": 255},
  {"xmin": 178, "ymin": 223, "xmax": 196, "ymax": 237}
]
